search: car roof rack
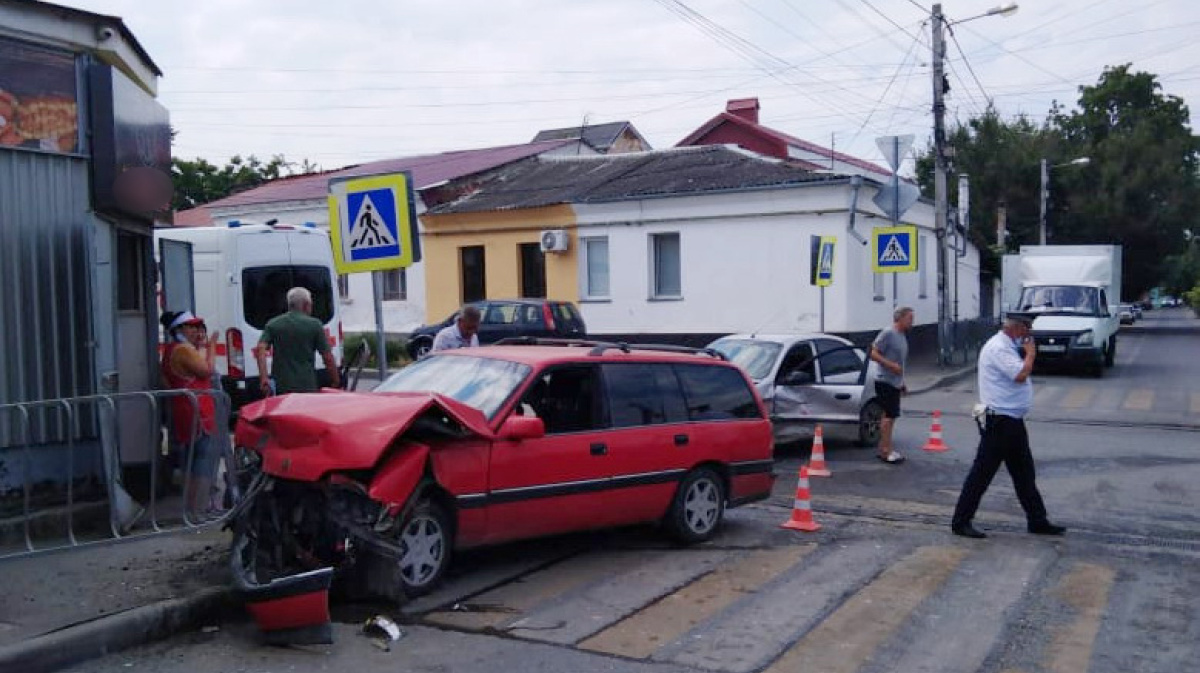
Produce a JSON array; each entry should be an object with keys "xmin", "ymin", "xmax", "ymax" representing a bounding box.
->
[{"xmin": 491, "ymin": 337, "xmax": 726, "ymax": 360}]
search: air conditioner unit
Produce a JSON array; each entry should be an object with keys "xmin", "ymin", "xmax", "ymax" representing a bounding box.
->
[{"xmin": 539, "ymin": 229, "xmax": 569, "ymax": 253}]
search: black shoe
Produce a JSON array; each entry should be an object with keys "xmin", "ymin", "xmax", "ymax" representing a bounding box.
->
[
  {"xmin": 952, "ymin": 523, "xmax": 987, "ymax": 539},
  {"xmin": 1028, "ymin": 522, "xmax": 1067, "ymax": 536}
]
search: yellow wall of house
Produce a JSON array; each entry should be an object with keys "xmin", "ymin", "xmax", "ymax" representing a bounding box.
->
[{"xmin": 421, "ymin": 205, "xmax": 580, "ymax": 322}]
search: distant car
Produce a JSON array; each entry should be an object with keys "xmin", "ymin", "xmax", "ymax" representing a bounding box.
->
[
  {"xmin": 1130, "ymin": 304, "xmax": 1143, "ymax": 320},
  {"xmin": 1117, "ymin": 304, "xmax": 1135, "ymax": 325},
  {"xmin": 407, "ymin": 299, "xmax": 587, "ymax": 359},
  {"xmin": 707, "ymin": 333, "xmax": 882, "ymax": 447}
]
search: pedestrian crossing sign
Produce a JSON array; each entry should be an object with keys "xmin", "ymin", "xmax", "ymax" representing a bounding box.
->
[
  {"xmin": 872, "ymin": 225, "xmax": 918, "ymax": 273},
  {"xmin": 327, "ymin": 172, "xmax": 420, "ymax": 273},
  {"xmin": 811, "ymin": 235, "xmax": 836, "ymax": 286}
]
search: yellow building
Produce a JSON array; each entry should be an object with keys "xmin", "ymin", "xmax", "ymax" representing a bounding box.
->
[{"xmin": 420, "ymin": 205, "xmax": 580, "ymax": 322}]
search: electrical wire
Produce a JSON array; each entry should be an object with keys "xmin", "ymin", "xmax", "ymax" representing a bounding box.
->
[{"xmin": 948, "ymin": 30, "xmax": 993, "ymax": 107}]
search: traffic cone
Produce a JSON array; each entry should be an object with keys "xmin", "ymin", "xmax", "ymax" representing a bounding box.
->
[
  {"xmin": 921, "ymin": 410, "xmax": 950, "ymax": 452},
  {"xmin": 807, "ymin": 424, "xmax": 831, "ymax": 477},
  {"xmin": 780, "ymin": 466, "xmax": 821, "ymax": 532}
]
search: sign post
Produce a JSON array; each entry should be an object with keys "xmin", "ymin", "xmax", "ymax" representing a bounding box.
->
[
  {"xmin": 328, "ymin": 172, "xmax": 420, "ymax": 380},
  {"xmin": 810, "ymin": 235, "xmax": 836, "ymax": 331}
]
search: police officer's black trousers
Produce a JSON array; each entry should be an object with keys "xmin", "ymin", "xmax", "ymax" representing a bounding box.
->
[{"xmin": 952, "ymin": 414, "xmax": 1049, "ymax": 529}]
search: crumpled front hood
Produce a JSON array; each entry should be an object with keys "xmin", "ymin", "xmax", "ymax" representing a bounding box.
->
[{"xmin": 236, "ymin": 390, "xmax": 493, "ymax": 481}]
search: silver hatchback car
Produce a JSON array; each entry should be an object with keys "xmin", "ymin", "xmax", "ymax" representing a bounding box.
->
[{"xmin": 708, "ymin": 333, "xmax": 883, "ymax": 447}]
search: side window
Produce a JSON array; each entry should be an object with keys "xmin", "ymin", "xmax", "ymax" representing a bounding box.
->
[
  {"xmin": 675, "ymin": 364, "xmax": 762, "ymax": 421},
  {"xmin": 603, "ymin": 364, "xmax": 686, "ymax": 428},
  {"xmin": 483, "ymin": 303, "xmax": 518, "ymax": 325},
  {"xmin": 778, "ymin": 343, "xmax": 816, "ymax": 382},
  {"xmin": 518, "ymin": 365, "xmax": 603, "ymax": 434},
  {"xmin": 815, "ymin": 339, "xmax": 863, "ymax": 379}
]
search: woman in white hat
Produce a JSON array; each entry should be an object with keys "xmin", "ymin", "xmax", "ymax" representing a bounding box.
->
[{"xmin": 159, "ymin": 311, "xmax": 219, "ymax": 516}]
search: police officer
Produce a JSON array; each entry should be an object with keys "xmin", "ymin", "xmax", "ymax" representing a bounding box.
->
[{"xmin": 951, "ymin": 313, "xmax": 1066, "ymax": 539}]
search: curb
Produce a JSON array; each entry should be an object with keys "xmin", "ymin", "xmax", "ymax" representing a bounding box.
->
[
  {"xmin": 907, "ymin": 366, "xmax": 976, "ymax": 395},
  {"xmin": 0, "ymin": 586, "xmax": 233, "ymax": 673}
]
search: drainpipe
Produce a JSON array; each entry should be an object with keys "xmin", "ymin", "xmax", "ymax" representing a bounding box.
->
[{"xmin": 846, "ymin": 175, "xmax": 868, "ymax": 245}]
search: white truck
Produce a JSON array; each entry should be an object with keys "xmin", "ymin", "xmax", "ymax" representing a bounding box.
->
[
  {"xmin": 1001, "ymin": 245, "xmax": 1122, "ymax": 376},
  {"xmin": 154, "ymin": 221, "xmax": 343, "ymax": 408}
]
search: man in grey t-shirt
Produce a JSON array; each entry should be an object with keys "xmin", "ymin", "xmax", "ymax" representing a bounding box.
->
[{"xmin": 869, "ymin": 307, "xmax": 914, "ymax": 464}]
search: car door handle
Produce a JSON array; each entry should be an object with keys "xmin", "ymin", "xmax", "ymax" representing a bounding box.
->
[
  {"xmin": 835, "ymin": 393, "xmax": 852, "ymax": 400},
  {"xmin": 674, "ymin": 434, "xmax": 689, "ymax": 446},
  {"xmin": 590, "ymin": 443, "xmax": 607, "ymax": 456}
]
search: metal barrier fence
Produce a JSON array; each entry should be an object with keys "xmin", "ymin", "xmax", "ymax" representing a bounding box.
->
[
  {"xmin": 0, "ymin": 388, "xmax": 236, "ymax": 560},
  {"xmin": 942, "ymin": 317, "xmax": 1001, "ymax": 366}
]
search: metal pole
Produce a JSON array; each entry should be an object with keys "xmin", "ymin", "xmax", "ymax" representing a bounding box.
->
[
  {"xmin": 1038, "ymin": 157, "xmax": 1049, "ymax": 245},
  {"xmin": 819, "ymin": 286, "xmax": 825, "ymax": 333},
  {"xmin": 372, "ymin": 271, "xmax": 387, "ymax": 381},
  {"xmin": 932, "ymin": 3, "xmax": 950, "ymax": 365}
]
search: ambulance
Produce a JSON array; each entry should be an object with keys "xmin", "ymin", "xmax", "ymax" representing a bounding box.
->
[{"xmin": 154, "ymin": 221, "xmax": 342, "ymax": 408}]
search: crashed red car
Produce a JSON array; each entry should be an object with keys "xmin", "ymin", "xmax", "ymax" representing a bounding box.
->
[{"xmin": 229, "ymin": 340, "xmax": 774, "ymax": 637}]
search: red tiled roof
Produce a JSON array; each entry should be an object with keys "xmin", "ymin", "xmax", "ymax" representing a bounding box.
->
[
  {"xmin": 677, "ymin": 111, "xmax": 893, "ymax": 178},
  {"xmin": 172, "ymin": 206, "xmax": 213, "ymax": 227},
  {"xmin": 194, "ymin": 139, "xmax": 577, "ymax": 211}
]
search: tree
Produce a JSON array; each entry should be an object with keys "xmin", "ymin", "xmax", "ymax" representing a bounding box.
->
[
  {"xmin": 1050, "ymin": 65, "xmax": 1200, "ymax": 300},
  {"xmin": 170, "ymin": 154, "xmax": 321, "ymax": 211}
]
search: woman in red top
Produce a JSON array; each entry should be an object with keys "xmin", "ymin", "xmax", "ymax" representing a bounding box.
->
[{"xmin": 160, "ymin": 311, "xmax": 218, "ymax": 515}]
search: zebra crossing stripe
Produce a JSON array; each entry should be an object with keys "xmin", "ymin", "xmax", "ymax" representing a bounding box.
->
[
  {"xmin": 763, "ymin": 546, "xmax": 969, "ymax": 673},
  {"xmin": 1061, "ymin": 386, "xmax": 1095, "ymax": 409},
  {"xmin": 1045, "ymin": 563, "xmax": 1116, "ymax": 673},
  {"xmin": 579, "ymin": 547, "xmax": 810, "ymax": 659},
  {"xmin": 1122, "ymin": 389, "xmax": 1154, "ymax": 411}
]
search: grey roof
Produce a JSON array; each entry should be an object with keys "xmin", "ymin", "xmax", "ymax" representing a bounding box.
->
[
  {"xmin": 531, "ymin": 121, "xmax": 647, "ymax": 151},
  {"xmin": 429, "ymin": 145, "xmax": 852, "ymax": 215}
]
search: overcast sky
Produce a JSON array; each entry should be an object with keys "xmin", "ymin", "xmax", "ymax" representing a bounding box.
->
[{"xmin": 71, "ymin": 0, "xmax": 1200, "ymax": 176}]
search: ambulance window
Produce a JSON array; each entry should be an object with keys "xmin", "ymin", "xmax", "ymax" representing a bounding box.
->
[{"xmin": 242, "ymin": 265, "xmax": 334, "ymax": 329}]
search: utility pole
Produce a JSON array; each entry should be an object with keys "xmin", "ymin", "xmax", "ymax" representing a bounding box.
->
[
  {"xmin": 1038, "ymin": 157, "xmax": 1049, "ymax": 245},
  {"xmin": 931, "ymin": 3, "xmax": 950, "ymax": 365}
]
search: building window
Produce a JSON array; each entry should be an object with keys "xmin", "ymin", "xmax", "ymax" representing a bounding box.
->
[
  {"xmin": 650, "ymin": 233, "xmax": 681, "ymax": 299},
  {"xmin": 461, "ymin": 245, "xmax": 486, "ymax": 304},
  {"xmin": 581, "ymin": 236, "xmax": 610, "ymax": 299},
  {"xmin": 337, "ymin": 274, "xmax": 350, "ymax": 301},
  {"xmin": 117, "ymin": 232, "xmax": 145, "ymax": 312},
  {"xmin": 918, "ymin": 234, "xmax": 928, "ymax": 298},
  {"xmin": 519, "ymin": 242, "xmax": 546, "ymax": 298},
  {"xmin": 381, "ymin": 269, "xmax": 406, "ymax": 301}
]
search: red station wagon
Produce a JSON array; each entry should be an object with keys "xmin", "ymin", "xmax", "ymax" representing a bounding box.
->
[{"xmin": 231, "ymin": 340, "xmax": 776, "ymax": 634}]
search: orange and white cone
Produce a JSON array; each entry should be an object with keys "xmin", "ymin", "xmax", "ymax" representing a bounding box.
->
[
  {"xmin": 807, "ymin": 424, "xmax": 831, "ymax": 477},
  {"xmin": 780, "ymin": 466, "xmax": 821, "ymax": 532},
  {"xmin": 921, "ymin": 410, "xmax": 950, "ymax": 452}
]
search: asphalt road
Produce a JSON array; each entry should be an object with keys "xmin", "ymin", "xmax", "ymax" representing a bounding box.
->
[{"xmin": 66, "ymin": 308, "xmax": 1200, "ymax": 673}]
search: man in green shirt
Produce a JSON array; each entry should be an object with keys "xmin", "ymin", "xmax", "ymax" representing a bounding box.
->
[{"xmin": 256, "ymin": 287, "xmax": 339, "ymax": 395}]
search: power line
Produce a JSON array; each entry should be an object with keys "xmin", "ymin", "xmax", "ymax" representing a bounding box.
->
[{"xmin": 947, "ymin": 30, "xmax": 992, "ymax": 107}]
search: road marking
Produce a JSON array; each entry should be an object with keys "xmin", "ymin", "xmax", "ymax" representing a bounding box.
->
[
  {"xmin": 762, "ymin": 546, "xmax": 969, "ymax": 673},
  {"xmin": 1045, "ymin": 563, "xmax": 1116, "ymax": 673},
  {"xmin": 1122, "ymin": 389, "xmax": 1154, "ymax": 411},
  {"xmin": 1191, "ymin": 392, "xmax": 1200, "ymax": 415},
  {"xmin": 579, "ymin": 546, "xmax": 811, "ymax": 659},
  {"xmin": 1034, "ymin": 384, "xmax": 1062, "ymax": 405},
  {"xmin": 1060, "ymin": 386, "xmax": 1095, "ymax": 410},
  {"xmin": 423, "ymin": 551, "xmax": 646, "ymax": 631}
]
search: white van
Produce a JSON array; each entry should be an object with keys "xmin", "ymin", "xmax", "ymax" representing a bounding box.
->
[{"xmin": 154, "ymin": 221, "xmax": 342, "ymax": 408}]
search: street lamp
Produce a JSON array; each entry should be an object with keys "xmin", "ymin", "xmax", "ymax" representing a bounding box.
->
[
  {"xmin": 1038, "ymin": 156, "xmax": 1090, "ymax": 245},
  {"xmin": 931, "ymin": 2, "xmax": 1018, "ymax": 365}
]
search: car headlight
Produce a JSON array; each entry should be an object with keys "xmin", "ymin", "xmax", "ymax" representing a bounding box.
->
[{"xmin": 1075, "ymin": 330, "xmax": 1094, "ymax": 346}]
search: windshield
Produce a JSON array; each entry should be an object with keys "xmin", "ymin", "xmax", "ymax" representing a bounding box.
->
[
  {"xmin": 374, "ymin": 355, "xmax": 531, "ymax": 419},
  {"xmin": 1018, "ymin": 285, "xmax": 1101, "ymax": 316},
  {"xmin": 708, "ymin": 339, "xmax": 782, "ymax": 381}
]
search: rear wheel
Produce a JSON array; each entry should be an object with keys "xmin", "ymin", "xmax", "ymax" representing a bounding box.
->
[
  {"xmin": 856, "ymin": 400, "xmax": 884, "ymax": 447},
  {"xmin": 664, "ymin": 468, "xmax": 725, "ymax": 544},
  {"xmin": 394, "ymin": 499, "xmax": 452, "ymax": 597}
]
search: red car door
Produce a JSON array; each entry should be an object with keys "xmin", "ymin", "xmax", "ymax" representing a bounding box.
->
[{"xmin": 484, "ymin": 364, "xmax": 618, "ymax": 544}]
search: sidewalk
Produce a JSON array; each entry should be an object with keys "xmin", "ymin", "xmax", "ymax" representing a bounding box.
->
[
  {"xmin": 903, "ymin": 348, "xmax": 977, "ymax": 395},
  {"xmin": 0, "ymin": 527, "xmax": 233, "ymax": 673}
]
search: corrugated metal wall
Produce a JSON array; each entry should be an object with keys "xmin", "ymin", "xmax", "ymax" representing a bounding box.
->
[{"xmin": 0, "ymin": 149, "xmax": 95, "ymax": 408}]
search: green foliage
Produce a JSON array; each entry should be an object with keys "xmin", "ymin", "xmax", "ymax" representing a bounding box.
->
[
  {"xmin": 343, "ymin": 332, "xmax": 408, "ymax": 369},
  {"xmin": 916, "ymin": 65, "xmax": 1200, "ymax": 300},
  {"xmin": 170, "ymin": 154, "xmax": 321, "ymax": 211}
]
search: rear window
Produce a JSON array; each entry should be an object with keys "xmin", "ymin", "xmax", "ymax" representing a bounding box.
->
[
  {"xmin": 674, "ymin": 364, "xmax": 762, "ymax": 421},
  {"xmin": 242, "ymin": 266, "xmax": 334, "ymax": 329},
  {"xmin": 553, "ymin": 302, "xmax": 585, "ymax": 331}
]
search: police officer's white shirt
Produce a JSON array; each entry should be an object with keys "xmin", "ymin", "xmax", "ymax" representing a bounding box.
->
[
  {"xmin": 431, "ymin": 323, "xmax": 479, "ymax": 352},
  {"xmin": 978, "ymin": 330, "xmax": 1033, "ymax": 419}
]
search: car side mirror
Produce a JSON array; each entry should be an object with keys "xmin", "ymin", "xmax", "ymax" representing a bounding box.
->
[
  {"xmin": 779, "ymin": 370, "xmax": 815, "ymax": 386},
  {"xmin": 499, "ymin": 415, "xmax": 545, "ymax": 440}
]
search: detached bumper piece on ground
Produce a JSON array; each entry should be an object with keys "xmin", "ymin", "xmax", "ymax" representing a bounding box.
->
[{"xmin": 231, "ymin": 532, "xmax": 334, "ymax": 646}]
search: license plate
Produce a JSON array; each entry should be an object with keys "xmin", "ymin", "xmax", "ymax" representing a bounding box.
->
[{"xmin": 1038, "ymin": 344, "xmax": 1066, "ymax": 353}]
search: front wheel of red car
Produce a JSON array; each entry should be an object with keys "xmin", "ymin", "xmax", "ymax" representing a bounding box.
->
[
  {"xmin": 665, "ymin": 468, "xmax": 725, "ymax": 544},
  {"xmin": 395, "ymin": 499, "xmax": 452, "ymax": 597}
]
